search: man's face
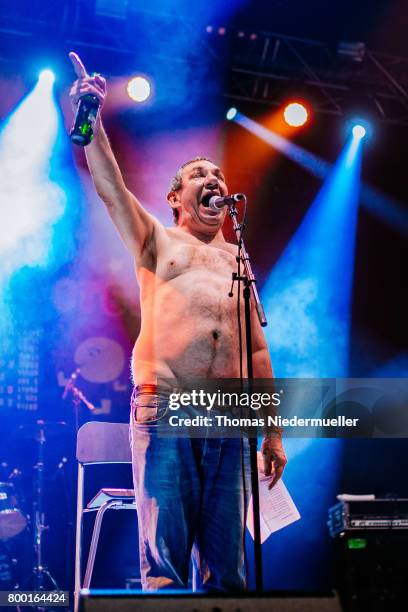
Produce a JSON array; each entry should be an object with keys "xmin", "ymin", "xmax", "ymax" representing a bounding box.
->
[{"xmin": 171, "ymin": 160, "xmax": 229, "ymax": 233}]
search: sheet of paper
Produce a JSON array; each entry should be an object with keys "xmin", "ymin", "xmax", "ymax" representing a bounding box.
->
[{"xmin": 246, "ymin": 452, "xmax": 301, "ymax": 543}]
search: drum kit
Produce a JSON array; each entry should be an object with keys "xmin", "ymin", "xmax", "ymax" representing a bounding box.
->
[
  {"xmin": 0, "ymin": 481, "xmax": 27, "ymax": 541},
  {"xmin": 1, "ymin": 337, "xmax": 123, "ymax": 596},
  {"xmin": 1, "ymin": 421, "xmax": 68, "ymax": 596}
]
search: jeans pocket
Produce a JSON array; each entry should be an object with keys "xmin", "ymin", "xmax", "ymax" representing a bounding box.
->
[{"xmin": 133, "ymin": 394, "xmax": 168, "ymax": 424}]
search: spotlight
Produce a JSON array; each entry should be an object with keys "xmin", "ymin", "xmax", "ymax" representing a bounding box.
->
[
  {"xmin": 283, "ymin": 102, "xmax": 308, "ymax": 127},
  {"xmin": 39, "ymin": 69, "xmax": 55, "ymax": 84},
  {"xmin": 352, "ymin": 124, "xmax": 366, "ymax": 139},
  {"xmin": 226, "ymin": 107, "xmax": 237, "ymax": 121},
  {"xmin": 346, "ymin": 117, "xmax": 372, "ymax": 141},
  {"xmin": 127, "ymin": 76, "xmax": 151, "ymax": 103}
]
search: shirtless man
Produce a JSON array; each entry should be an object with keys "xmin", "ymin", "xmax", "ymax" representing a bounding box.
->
[{"xmin": 69, "ymin": 52, "xmax": 286, "ymax": 592}]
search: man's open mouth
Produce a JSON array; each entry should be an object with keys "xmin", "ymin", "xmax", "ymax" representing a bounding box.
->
[{"xmin": 200, "ymin": 192, "xmax": 221, "ymax": 207}]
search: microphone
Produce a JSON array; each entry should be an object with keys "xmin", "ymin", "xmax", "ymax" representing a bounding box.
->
[
  {"xmin": 62, "ymin": 368, "xmax": 80, "ymax": 400},
  {"xmin": 203, "ymin": 193, "xmax": 246, "ymax": 212}
]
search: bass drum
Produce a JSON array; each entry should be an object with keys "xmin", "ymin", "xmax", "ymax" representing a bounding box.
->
[{"xmin": 0, "ymin": 482, "xmax": 27, "ymax": 540}]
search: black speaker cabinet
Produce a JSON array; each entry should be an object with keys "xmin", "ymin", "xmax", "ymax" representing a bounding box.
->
[{"xmin": 334, "ymin": 530, "xmax": 408, "ymax": 611}]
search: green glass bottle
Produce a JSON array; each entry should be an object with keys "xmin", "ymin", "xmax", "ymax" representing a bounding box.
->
[{"xmin": 70, "ymin": 94, "xmax": 100, "ymax": 146}]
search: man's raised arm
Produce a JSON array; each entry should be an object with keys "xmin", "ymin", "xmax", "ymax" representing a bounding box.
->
[{"xmin": 68, "ymin": 52, "xmax": 158, "ymax": 258}]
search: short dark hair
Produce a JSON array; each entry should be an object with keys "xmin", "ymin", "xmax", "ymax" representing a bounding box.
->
[{"xmin": 169, "ymin": 156, "xmax": 215, "ymax": 225}]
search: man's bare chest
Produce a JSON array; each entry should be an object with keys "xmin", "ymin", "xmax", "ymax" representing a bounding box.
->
[{"xmin": 156, "ymin": 241, "xmax": 238, "ymax": 282}]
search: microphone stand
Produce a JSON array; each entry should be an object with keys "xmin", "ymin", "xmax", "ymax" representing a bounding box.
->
[
  {"xmin": 228, "ymin": 197, "xmax": 267, "ymax": 594},
  {"xmin": 62, "ymin": 368, "xmax": 96, "ymax": 433}
]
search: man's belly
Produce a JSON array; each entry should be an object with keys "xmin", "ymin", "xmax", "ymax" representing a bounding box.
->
[
  {"xmin": 132, "ymin": 323, "xmax": 244, "ymax": 384},
  {"xmin": 131, "ymin": 283, "xmax": 246, "ymax": 384},
  {"xmin": 131, "ymin": 262, "xmax": 251, "ymax": 385}
]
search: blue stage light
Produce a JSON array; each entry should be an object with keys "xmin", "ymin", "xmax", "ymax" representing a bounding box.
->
[
  {"xmin": 352, "ymin": 124, "xmax": 366, "ymax": 139},
  {"xmin": 39, "ymin": 69, "xmax": 55, "ymax": 84},
  {"xmin": 226, "ymin": 107, "xmax": 237, "ymax": 120}
]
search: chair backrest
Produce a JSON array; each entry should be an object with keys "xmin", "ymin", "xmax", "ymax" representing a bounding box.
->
[{"xmin": 76, "ymin": 421, "xmax": 131, "ymax": 464}]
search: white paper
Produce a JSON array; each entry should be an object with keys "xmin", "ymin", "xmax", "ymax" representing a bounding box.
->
[{"xmin": 246, "ymin": 452, "xmax": 301, "ymax": 543}]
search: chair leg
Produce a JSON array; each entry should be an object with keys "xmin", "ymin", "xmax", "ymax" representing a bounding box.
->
[
  {"xmin": 74, "ymin": 464, "xmax": 84, "ymax": 612},
  {"xmin": 83, "ymin": 500, "xmax": 122, "ymax": 589}
]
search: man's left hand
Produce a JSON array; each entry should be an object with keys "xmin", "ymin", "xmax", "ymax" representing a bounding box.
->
[{"xmin": 261, "ymin": 435, "xmax": 287, "ymax": 490}]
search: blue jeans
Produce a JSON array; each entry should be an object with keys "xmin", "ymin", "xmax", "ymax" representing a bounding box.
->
[{"xmin": 130, "ymin": 386, "xmax": 250, "ymax": 592}]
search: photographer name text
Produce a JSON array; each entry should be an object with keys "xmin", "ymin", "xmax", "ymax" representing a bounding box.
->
[{"xmin": 168, "ymin": 415, "xmax": 359, "ymax": 428}]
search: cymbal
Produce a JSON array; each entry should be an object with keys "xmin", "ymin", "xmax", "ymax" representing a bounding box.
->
[{"xmin": 74, "ymin": 336, "xmax": 125, "ymax": 383}]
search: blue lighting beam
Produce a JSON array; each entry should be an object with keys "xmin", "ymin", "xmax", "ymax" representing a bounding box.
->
[
  {"xmin": 250, "ymin": 119, "xmax": 364, "ymax": 591},
  {"xmin": 232, "ymin": 111, "xmax": 408, "ymax": 235},
  {"xmin": 263, "ymin": 129, "xmax": 363, "ymax": 378},
  {"xmin": 0, "ymin": 70, "xmax": 66, "ymax": 283}
]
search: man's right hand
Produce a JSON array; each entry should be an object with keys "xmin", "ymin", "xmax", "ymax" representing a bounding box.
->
[{"xmin": 68, "ymin": 52, "xmax": 107, "ymax": 113}]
